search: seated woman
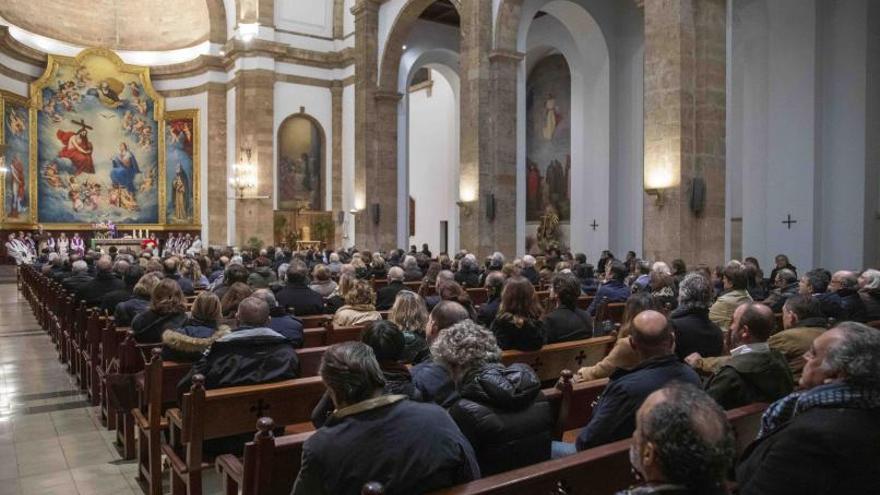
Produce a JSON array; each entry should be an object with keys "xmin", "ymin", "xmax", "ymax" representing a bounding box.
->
[
  {"xmin": 490, "ymin": 276, "xmax": 545, "ymax": 351},
  {"xmin": 180, "ymin": 258, "xmax": 209, "ymax": 289},
  {"xmin": 220, "ymin": 282, "xmax": 253, "ymax": 321},
  {"xmin": 324, "ymin": 271, "xmax": 355, "ymax": 314},
  {"xmin": 433, "ymin": 320, "xmax": 553, "ymax": 475},
  {"xmin": 333, "ymin": 279, "xmax": 382, "ymax": 327},
  {"xmin": 131, "ymin": 278, "xmax": 188, "ymax": 343},
  {"xmin": 542, "ymin": 273, "xmax": 592, "ymax": 344},
  {"xmin": 113, "ymin": 271, "xmax": 162, "ymax": 326},
  {"xmin": 162, "ymin": 292, "xmax": 230, "ymax": 362},
  {"xmin": 308, "ymin": 264, "xmax": 337, "ymax": 298},
  {"xmin": 575, "ymin": 292, "xmax": 654, "ymax": 382},
  {"xmin": 388, "ymin": 290, "xmax": 430, "ymax": 364},
  {"xmin": 311, "ymin": 320, "xmax": 422, "ymax": 427}
]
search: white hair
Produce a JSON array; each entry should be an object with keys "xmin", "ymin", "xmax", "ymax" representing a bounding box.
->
[
  {"xmin": 403, "ymin": 255, "xmax": 418, "ymax": 269},
  {"xmin": 71, "ymin": 260, "xmax": 88, "ymax": 273},
  {"xmin": 329, "ymin": 253, "xmax": 340, "ymax": 263},
  {"xmin": 230, "ymin": 255, "xmax": 243, "ymax": 266},
  {"xmin": 388, "ymin": 266, "xmax": 404, "ymax": 281},
  {"xmin": 861, "ymin": 269, "xmax": 880, "ymax": 290},
  {"xmin": 651, "ymin": 261, "xmax": 671, "ymax": 276},
  {"xmin": 523, "ymin": 255, "xmax": 536, "ymax": 267}
]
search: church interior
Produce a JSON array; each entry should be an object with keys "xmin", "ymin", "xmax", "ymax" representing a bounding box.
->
[{"xmin": 0, "ymin": 0, "xmax": 879, "ymax": 494}]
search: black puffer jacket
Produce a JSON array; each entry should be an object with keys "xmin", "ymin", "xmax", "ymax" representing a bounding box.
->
[{"xmin": 448, "ymin": 363, "xmax": 553, "ymax": 475}]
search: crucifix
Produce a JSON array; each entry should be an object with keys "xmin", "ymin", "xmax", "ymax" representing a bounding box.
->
[
  {"xmin": 574, "ymin": 350, "xmax": 588, "ymax": 367},
  {"xmin": 250, "ymin": 399, "xmax": 271, "ymax": 418},
  {"xmin": 590, "ymin": 220, "xmax": 599, "ymax": 231},
  {"xmin": 782, "ymin": 214, "xmax": 797, "ymax": 230}
]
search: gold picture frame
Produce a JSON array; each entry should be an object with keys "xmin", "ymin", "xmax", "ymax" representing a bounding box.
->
[
  {"xmin": 164, "ymin": 108, "xmax": 201, "ymax": 229},
  {"xmin": 0, "ymin": 89, "xmax": 37, "ymax": 227}
]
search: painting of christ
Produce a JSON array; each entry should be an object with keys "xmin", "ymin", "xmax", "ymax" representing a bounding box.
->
[{"xmin": 1, "ymin": 95, "xmax": 31, "ymax": 223}]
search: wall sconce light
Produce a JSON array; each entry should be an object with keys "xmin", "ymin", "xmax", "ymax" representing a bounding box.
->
[
  {"xmin": 371, "ymin": 203, "xmax": 381, "ymax": 225},
  {"xmin": 229, "ymin": 147, "xmax": 257, "ymax": 199},
  {"xmin": 645, "ymin": 188, "xmax": 666, "ymax": 207},
  {"xmin": 238, "ymin": 23, "xmax": 259, "ymax": 43},
  {"xmin": 485, "ymin": 193, "xmax": 496, "ymax": 221},
  {"xmin": 456, "ymin": 200, "xmax": 474, "ymax": 217}
]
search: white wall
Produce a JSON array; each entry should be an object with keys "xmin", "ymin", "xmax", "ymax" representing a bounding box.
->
[
  {"xmin": 275, "ymin": 0, "xmax": 335, "ymax": 38},
  {"xmin": 342, "ymin": 83, "xmax": 356, "ymax": 247},
  {"xmin": 407, "ymin": 70, "xmax": 458, "ymax": 254}
]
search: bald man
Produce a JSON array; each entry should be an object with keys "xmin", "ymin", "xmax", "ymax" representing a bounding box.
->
[
  {"xmin": 827, "ymin": 270, "xmax": 867, "ymax": 322},
  {"xmin": 554, "ymin": 310, "xmax": 700, "ymax": 456}
]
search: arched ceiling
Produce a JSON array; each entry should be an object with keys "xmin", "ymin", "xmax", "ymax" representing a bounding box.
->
[{"xmin": 0, "ymin": 0, "xmax": 212, "ymax": 51}]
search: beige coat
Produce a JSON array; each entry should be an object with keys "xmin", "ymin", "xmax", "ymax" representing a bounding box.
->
[
  {"xmin": 576, "ymin": 335, "xmax": 640, "ymax": 381},
  {"xmin": 332, "ymin": 305, "xmax": 382, "ymax": 328},
  {"xmin": 709, "ymin": 289, "xmax": 753, "ymax": 331},
  {"xmin": 767, "ymin": 325, "xmax": 826, "ymax": 381}
]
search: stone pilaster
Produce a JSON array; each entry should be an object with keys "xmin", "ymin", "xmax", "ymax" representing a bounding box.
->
[
  {"xmin": 233, "ymin": 69, "xmax": 276, "ymax": 247},
  {"xmin": 643, "ymin": 0, "xmax": 726, "ymax": 266},
  {"xmin": 331, "ymin": 81, "xmax": 344, "ymax": 248},
  {"xmin": 206, "ymin": 82, "xmax": 228, "ymax": 245}
]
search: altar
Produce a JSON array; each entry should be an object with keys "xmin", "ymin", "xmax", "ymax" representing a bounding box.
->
[{"xmin": 91, "ymin": 238, "xmax": 147, "ymax": 254}]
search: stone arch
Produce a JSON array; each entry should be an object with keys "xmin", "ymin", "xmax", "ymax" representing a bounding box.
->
[
  {"xmin": 378, "ymin": 0, "xmax": 462, "ymax": 92},
  {"xmin": 276, "ymin": 112, "xmax": 328, "ymax": 211},
  {"xmin": 207, "ymin": 0, "xmax": 230, "ymax": 43},
  {"xmin": 493, "ymin": 0, "xmax": 524, "ymax": 53}
]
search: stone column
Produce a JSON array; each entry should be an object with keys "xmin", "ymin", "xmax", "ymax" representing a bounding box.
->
[
  {"xmin": 206, "ymin": 82, "xmax": 228, "ymax": 245},
  {"xmin": 643, "ymin": 0, "xmax": 726, "ymax": 266},
  {"xmin": 331, "ymin": 81, "xmax": 344, "ymax": 248},
  {"xmin": 233, "ymin": 69, "xmax": 276, "ymax": 247},
  {"xmin": 459, "ymin": 0, "xmax": 519, "ymax": 258},
  {"xmin": 352, "ymin": 0, "xmax": 380, "ymax": 248}
]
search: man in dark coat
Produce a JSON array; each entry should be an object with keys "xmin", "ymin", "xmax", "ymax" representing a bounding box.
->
[
  {"xmin": 828, "ymin": 270, "xmax": 868, "ymax": 322},
  {"xmin": 275, "ymin": 260, "xmax": 325, "ymax": 316},
  {"xmin": 736, "ymin": 322, "xmax": 880, "ymax": 494},
  {"xmin": 587, "ymin": 260, "xmax": 631, "ymax": 316},
  {"xmin": 543, "ymin": 273, "xmax": 592, "ymax": 343},
  {"xmin": 292, "ymin": 342, "xmax": 480, "ymax": 495},
  {"xmin": 411, "ymin": 301, "xmax": 471, "ymax": 408},
  {"xmin": 553, "ymin": 310, "xmax": 700, "ymax": 456},
  {"xmin": 62, "ymin": 260, "xmax": 93, "ymax": 296},
  {"xmin": 477, "ymin": 271, "xmax": 504, "ymax": 327},
  {"xmin": 520, "ymin": 255, "xmax": 540, "ymax": 285},
  {"xmin": 163, "ymin": 258, "xmax": 194, "ymax": 295},
  {"xmin": 252, "ymin": 289, "xmax": 304, "ymax": 348},
  {"xmin": 79, "ymin": 257, "xmax": 126, "ymax": 306},
  {"xmin": 762, "ymin": 268, "xmax": 799, "ymax": 313},
  {"xmin": 375, "ymin": 266, "xmax": 406, "ymax": 310},
  {"xmin": 703, "ymin": 302, "xmax": 794, "ymax": 410},
  {"xmin": 669, "ymin": 273, "xmax": 724, "ymax": 361}
]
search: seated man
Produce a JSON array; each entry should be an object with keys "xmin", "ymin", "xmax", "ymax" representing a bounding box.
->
[
  {"xmin": 554, "ymin": 310, "xmax": 700, "ymax": 456},
  {"xmin": 178, "ymin": 297, "xmax": 298, "ymax": 394},
  {"xmin": 768, "ymin": 294, "xmax": 827, "ymax": 381},
  {"xmin": 163, "ymin": 257, "xmax": 194, "ymax": 295},
  {"xmin": 828, "ymin": 270, "xmax": 868, "ymax": 322},
  {"xmin": 703, "ymin": 302, "xmax": 794, "ymax": 410},
  {"xmin": 542, "ymin": 272, "xmax": 593, "ymax": 343},
  {"xmin": 252, "ymin": 289, "xmax": 304, "ymax": 347},
  {"xmin": 708, "ymin": 262, "xmax": 753, "ymax": 331},
  {"xmin": 79, "ymin": 256, "xmax": 126, "ymax": 306},
  {"xmin": 275, "ymin": 260, "xmax": 325, "ymax": 316},
  {"xmin": 736, "ymin": 322, "xmax": 880, "ymax": 494},
  {"xmin": 411, "ymin": 301, "xmax": 471, "ymax": 407},
  {"xmin": 477, "ymin": 271, "xmax": 505, "ymax": 327},
  {"xmin": 620, "ymin": 382, "xmax": 735, "ymax": 495},
  {"xmin": 62, "ymin": 259, "xmax": 93, "ymax": 295},
  {"xmin": 762, "ymin": 268, "xmax": 798, "ymax": 313},
  {"xmin": 376, "ymin": 266, "xmax": 406, "ymax": 310},
  {"xmin": 669, "ymin": 273, "xmax": 724, "ymax": 360},
  {"xmin": 292, "ymin": 341, "xmax": 480, "ymax": 495},
  {"xmin": 587, "ymin": 260, "xmax": 631, "ymax": 316}
]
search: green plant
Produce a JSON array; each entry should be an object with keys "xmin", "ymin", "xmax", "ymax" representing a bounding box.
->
[
  {"xmin": 246, "ymin": 236, "xmax": 264, "ymax": 251},
  {"xmin": 312, "ymin": 217, "xmax": 334, "ymax": 243}
]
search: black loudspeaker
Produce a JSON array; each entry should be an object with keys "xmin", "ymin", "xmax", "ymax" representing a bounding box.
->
[
  {"xmin": 689, "ymin": 177, "xmax": 706, "ymax": 216},
  {"xmin": 371, "ymin": 204, "xmax": 380, "ymax": 225},
  {"xmin": 485, "ymin": 193, "xmax": 496, "ymax": 221},
  {"xmin": 337, "ymin": 211, "xmax": 345, "ymax": 224}
]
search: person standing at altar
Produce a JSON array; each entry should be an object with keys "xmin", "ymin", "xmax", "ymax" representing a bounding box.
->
[
  {"xmin": 178, "ymin": 234, "xmax": 192, "ymax": 255},
  {"xmin": 70, "ymin": 233, "xmax": 85, "ymax": 257},
  {"xmin": 43, "ymin": 233, "xmax": 57, "ymax": 254},
  {"xmin": 141, "ymin": 234, "xmax": 158, "ymax": 253},
  {"xmin": 186, "ymin": 235, "xmax": 202, "ymax": 256},
  {"xmin": 24, "ymin": 233, "xmax": 37, "ymax": 258},
  {"xmin": 5, "ymin": 233, "xmax": 31, "ymax": 265},
  {"xmin": 57, "ymin": 232, "xmax": 70, "ymax": 256},
  {"xmin": 163, "ymin": 233, "xmax": 177, "ymax": 257}
]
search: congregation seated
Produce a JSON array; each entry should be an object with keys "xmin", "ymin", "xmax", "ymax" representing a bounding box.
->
[
  {"xmin": 574, "ymin": 261, "xmax": 599, "ymax": 295},
  {"xmin": 79, "ymin": 256, "xmax": 126, "ymax": 306},
  {"xmin": 100, "ymin": 263, "xmax": 142, "ymax": 313},
  {"xmin": 762, "ymin": 268, "xmax": 798, "ymax": 312},
  {"xmin": 332, "ymin": 278, "xmax": 382, "ymax": 327},
  {"xmin": 708, "ymin": 261, "xmax": 753, "ymax": 331},
  {"xmin": 669, "ymin": 273, "xmax": 724, "ymax": 361},
  {"xmin": 437, "ymin": 281, "xmax": 478, "ymax": 320},
  {"xmin": 477, "ymin": 270, "xmax": 504, "ymax": 327},
  {"xmin": 859, "ymin": 268, "xmax": 880, "ymax": 321},
  {"xmin": 161, "ymin": 291, "xmax": 231, "ymax": 362},
  {"xmin": 402, "ymin": 255, "xmax": 423, "ymax": 281},
  {"xmin": 163, "ymin": 257, "xmax": 194, "ymax": 295},
  {"xmin": 736, "ymin": 322, "xmax": 880, "ymax": 494},
  {"xmin": 588, "ymin": 260, "xmax": 631, "ymax": 316},
  {"xmin": 828, "ymin": 270, "xmax": 867, "ymax": 322},
  {"xmin": 555, "ymin": 310, "xmax": 700, "ymax": 455},
  {"xmin": 543, "ymin": 272, "xmax": 592, "ymax": 344},
  {"xmin": 276, "ymin": 260, "xmax": 325, "ymax": 316},
  {"xmin": 252, "ymin": 288, "xmax": 304, "ymax": 347},
  {"xmin": 490, "ymin": 276, "xmax": 544, "ymax": 351},
  {"xmin": 220, "ymin": 282, "xmax": 253, "ymax": 319},
  {"xmin": 411, "ymin": 301, "xmax": 471, "ymax": 407},
  {"xmin": 699, "ymin": 302, "xmax": 794, "ymax": 410},
  {"xmin": 769, "ymin": 253, "xmax": 798, "ymax": 283},
  {"xmin": 113, "ymin": 271, "xmax": 162, "ymax": 326},
  {"xmin": 425, "ymin": 269, "xmax": 455, "ymax": 310},
  {"xmin": 291, "ymin": 341, "xmax": 479, "ymax": 495},
  {"xmin": 179, "ymin": 258, "xmax": 209, "ymax": 289},
  {"xmin": 376, "ymin": 266, "xmax": 406, "ymax": 310},
  {"xmin": 434, "ymin": 319, "xmax": 553, "ymax": 475},
  {"xmin": 644, "ymin": 261, "xmax": 678, "ymax": 311},
  {"xmin": 212, "ymin": 263, "xmax": 249, "ymax": 300},
  {"xmin": 132, "ymin": 278, "xmax": 188, "ymax": 343},
  {"xmin": 520, "ymin": 254, "xmax": 540, "ymax": 285},
  {"xmin": 247, "ymin": 255, "xmax": 277, "ymax": 288},
  {"xmin": 62, "ymin": 259, "xmax": 92, "ymax": 294},
  {"xmin": 455, "ymin": 254, "xmax": 482, "ymax": 288},
  {"xmin": 576, "ymin": 292, "xmax": 653, "ymax": 382},
  {"xmin": 767, "ymin": 294, "xmax": 827, "ymax": 380},
  {"xmin": 388, "ymin": 290, "xmax": 430, "ymax": 364},
  {"xmin": 370, "ymin": 253, "xmax": 389, "ymax": 279},
  {"xmin": 800, "ymin": 268, "xmax": 838, "ymax": 318},
  {"xmin": 308, "ymin": 264, "xmax": 337, "ymax": 298},
  {"xmin": 620, "ymin": 382, "xmax": 735, "ymax": 495}
]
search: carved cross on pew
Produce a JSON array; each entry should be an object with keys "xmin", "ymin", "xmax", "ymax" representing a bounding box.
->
[
  {"xmin": 590, "ymin": 220, "xmax": 599, "ymax": 231},
  {"xmin": 250, "ymin": 399, "xmax": 271, "ymax": 418},
  {"xmin": 782, "ymin": 214, "xmax": 797, "ymax": 229},
  {"xmin": 574, "ymin": 350, "xmax": 588, "ymax": 367},
  {"xmin": 530, "ymin": 356, "xmax": 544, "ymax": 371}
]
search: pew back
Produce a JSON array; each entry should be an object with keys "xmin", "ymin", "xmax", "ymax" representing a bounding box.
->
[{"xmin": 500, "ymin": 336, "xmax": 614, "ymax": 383}]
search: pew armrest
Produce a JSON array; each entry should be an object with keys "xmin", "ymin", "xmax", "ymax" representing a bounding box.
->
[
  {"xmin": 166, "ymin": 408, "xmax": 183, "ymax": 429},
  {"xmin": 216, "ymin": 454, "xmax": 243, "ymax": 485}
]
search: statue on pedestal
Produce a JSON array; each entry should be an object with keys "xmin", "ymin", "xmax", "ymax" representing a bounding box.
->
[{"xmin": 537, "ymin": 205, "xmax": 560, "ymax": 253}]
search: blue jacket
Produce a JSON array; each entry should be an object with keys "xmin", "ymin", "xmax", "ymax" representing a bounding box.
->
[
  {"xmin": 576, "ymin": 354, "xmax": 699, "ymax": 450},
  {"xmin": 268, "ymin": 307, "xmax": 304, "ymax": 348},
  {"xmin": 412, "ymin": 360, "xmax": 459, "ymax": 408},
  {"xmin": 588, "ymin": 280, "xmax": 632, "ymax": 316}
]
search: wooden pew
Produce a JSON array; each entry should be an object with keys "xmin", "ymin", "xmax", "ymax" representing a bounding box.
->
[
  {"xmin": 163, "ymin": 375, "xmax": 326, "ymax": 495},
  {"xmin": 594, "ymin": 300, "xmax": 625, "ymax": 326},
  {"xmin": 500, "ymin": 336, "xmax": 615, "ymax": 384},
  {"xmin": 297, "ymin": 314, "xmax": 331, "ymax": 329},
  {"xmin": 429, "ymin": 402, "xmax": 769, "ymax": 495},
  {"xmin": 297, "ymin": 346, "xmax": 326, "ymax": 377},
  {"xmin": 575, "ymin": 295, "xmax": 593, "ymax": 311},
  {"xmin": 466, "ymin": 288, "xmax": 489, "ymax": 305}
]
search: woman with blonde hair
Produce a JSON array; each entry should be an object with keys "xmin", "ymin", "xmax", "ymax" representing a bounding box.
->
[
  {"xmin": 180, "ymin": 258, "xmax": 209, "ymax": 288},
  {"xmin": 131, "ymin": 278, "xmax": 188, "ymax": 343},
  {"xmin": 162, "ymin": 292, "xmax": 230, "ymax": 362},
  {"xmin": 332, "ymin": 278, "xmax": 382, "ymax": 327},
  {"xmin": 388, "ymin": 290, "xmax": 430, "ymax": 363},
  {"xmin": 575, "ymin": 292, "xmax": 654, "ymax": 381}
]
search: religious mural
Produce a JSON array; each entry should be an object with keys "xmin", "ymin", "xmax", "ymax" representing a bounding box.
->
[
  {"xmin": 32, "ymin": 49, "xmax": 162, "ymax": 225},
  {"xmin": 278, "ymin": 114, "xmax": 323, "ymax": 211},
  {"xmin": 526, "ymin": 54, "xmax": 571, "ymax": 252},
  {"xmin": 1, "ymin": 93, "xmax": 32, "ymax": 223},
  {"xmin": 165, "ymin": 111, "xmax": 199, "ymax": 225}
]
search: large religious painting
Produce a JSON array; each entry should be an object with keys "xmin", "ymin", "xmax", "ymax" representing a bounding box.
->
[
  {"xmin": 1, "ymin": 92, "xmax": 33, "ymax": 224},
  {"xmin": 31, "ymin": 48, "xmax": 163, "ymax": 225},
  {"xmin": 526, "ymin": 54, "xmax": 571, "ymax": 251},
  {"xmin": 278, "ymin": 114, "xmax": 324, "ymax": 211},
  {"xmin": 165, "ymin": 110, "xmax": 199, "ymax": 225}
]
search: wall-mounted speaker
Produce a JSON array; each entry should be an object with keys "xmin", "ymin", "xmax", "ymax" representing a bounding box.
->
[
  {"xmin": 485, "ymin": 193, "xmax": 496, "ymax": 221},
  {"xmin": 689, "ymin": 177, "xmax": 706, "ymax": 216},
  {"xmin": 371, "ymin": 203, "xmax": 381, "ymax": 225},
  {"xmin": 337, "ymin": 211, "xmax": 345, "ymax": 224}
]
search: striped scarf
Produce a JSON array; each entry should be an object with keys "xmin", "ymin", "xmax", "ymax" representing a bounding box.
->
[{"xmin": 758, "ymin": 382, "xmax": 880, "ymax": 438}]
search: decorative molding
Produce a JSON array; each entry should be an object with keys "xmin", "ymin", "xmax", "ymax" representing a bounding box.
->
[
  {"xmin": 488, "ymin": 49, "xmax": 525, "ymax": 63},
  {"xmin": 374, "ymin": 90, "xmax": 402, "ymax": 102},
  {"xmin": 0, "ymin": 26, "xmax": 47, "ymax": 67},
  {"xmin": 275, "ymin": 73, "xmax": 335, "ymax": 88},
  {"xmin": 150, "ymin": 55, "xmax": 226, "ymax": 80}
]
